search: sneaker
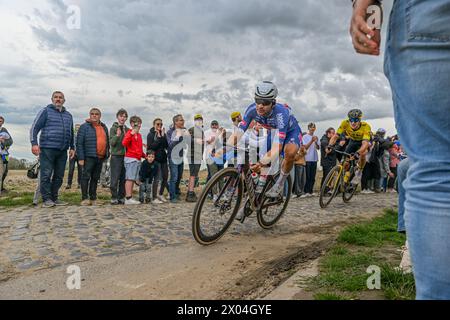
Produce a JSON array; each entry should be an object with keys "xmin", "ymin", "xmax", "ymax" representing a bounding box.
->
[
  {"xmin": 300, "ymin": 194, "xmax": 310, "ymax": 199},
  {"xmin": 361, "ymin": 190, "xmax": 370, "ymax": 194},
  {"xmin": 235, "ymin": 206, "xmax": 245, "ymax": 223},
  {"xmin": 170, "ymin": 198, "xmax": 179, "ymax": 204},
  {"xmin": 118, "ymin": 198, "xmax": 126, "ymax": 205},
  {"xmin": 65, "ymin": 185, "xmax": 72, "ymax": 190},
  {"xmin": 110, "ymin": 199, "xmax": 119, "ymax": 205},
  {"xmin": 125, "ymin": 198, "xmax": 141, "ymax": 205},
  {"xmin": 54, "ymin": 200, "xmax": 68, "ymax": 206},
  {"xmin": 42, "ymin": 200, "xmax": 55, "ymax": 208},
  {"xmin": 81, "ymin": 200, "xmax": 91, "ymax": 206},
  {"xmin": 186, "ymin": 192, "xmax": 197, "ymax": 203},
  {"xmin": 157, "ymin": 195, "xmax": 167, "ymax": 203},
  {"xmin": 152, "ymin": 199, "xmax": 164, "ymax": 204},
  {"xmin": 351, "ymin": 170, "xmax": 362, "ymax": 185},
  {"xmin": 310, "ymin": 193, "xmax": 317, "ymax": 197},
  {"xmin": 398, "ymin": 241, "xmax": 413, "ymax": 274},
  {"xmin": 266, "ymin": 182, "xmax": 284, "ymax": 198}
]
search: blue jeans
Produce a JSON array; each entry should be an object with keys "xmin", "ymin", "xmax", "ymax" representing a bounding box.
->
[
  {"xmin": 39, "ymin": 148, "xmax": 68, "ymax": 202},
  {"xmin": 169, "ymin": 161, "xmax": 183, "ymax": 200},
  {"xmin": 397, "ymin": 159, "xmax": 409, "ymax": 233},
  {"xmin": 385, "ymin": 0, "xmax": 450, "ymax": 299}
]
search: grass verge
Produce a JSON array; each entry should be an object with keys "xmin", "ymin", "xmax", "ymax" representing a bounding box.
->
[{"xmin": 302, "ymin": 209, "xmax": 415, "ymax": 300}]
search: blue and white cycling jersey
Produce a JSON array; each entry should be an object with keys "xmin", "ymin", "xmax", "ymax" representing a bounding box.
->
[{"xmin": 238, "ymin": 103, "xmax": 302, "ymax": 146}]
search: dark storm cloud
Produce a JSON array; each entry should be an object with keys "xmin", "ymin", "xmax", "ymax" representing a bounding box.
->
[{"xmin": 24, "ymin": 0, "xmax": 394, "ymax": 122}]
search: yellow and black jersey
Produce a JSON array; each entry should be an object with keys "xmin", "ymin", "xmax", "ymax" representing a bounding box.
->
[{"xmin": 336, "ymin": 120, "xmax": 372, "ymax": 141}]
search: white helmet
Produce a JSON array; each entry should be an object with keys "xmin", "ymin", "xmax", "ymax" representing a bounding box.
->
[{"xmin": 255, "ymin": 81, "xmax": 278, "ymax": 100}]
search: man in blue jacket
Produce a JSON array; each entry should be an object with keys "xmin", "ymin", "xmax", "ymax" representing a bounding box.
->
[{"xmin": 30, "ymin": 91, "xmax": 75, "ymax": 208}]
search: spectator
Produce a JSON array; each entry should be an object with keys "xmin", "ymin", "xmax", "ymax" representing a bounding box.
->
[
  {"xmin": 147, "ymin": 118, "xmax": 169, "ymax": 203},
  {"xmin": 293, "ymin": 145, "xmax": 307, "ymax": 198},
  {"xmin": 30, "ymin": 91, "xmax": 75, "ymax": 208},
  {"xmin": 0, "ymin": 116, "xmax": 13, "ymax": 193},
  {"xmin": 66, "ymin": 124, "xmax": 82, "ymax": 190},
  {"xmin": 32, "ymin": 159, "xmax": 41, "ymax": 206},
  {"xmin": 122, "ymin": 116, "xmax": 146, "ymax": 205},
  {"xmin": 167, "ymin": 114, "xmax": 188, "ymax": 203},
  {"xmin": 379, "ymin": 142, "xmax": 394, "ymax": 193},
  {"xmin": 360, "ymin": 131, "xmax": 381, "ymax": 193},
  {"xmin": 351, "ymin": 0, "xmax": 450, "ymax": 298},
  {"xmin": 139, "ymin": 150, "xmax": 159, "ymax": 204},
  {"xmin": 109, "ymin": 109, "xmax": 129, "ymax": 205},
  {"xmin": 205, "ymin": 120, "xmax": 226, "ymax": 182},
  {"xmin": 387, "ymin": 140, "xmax": 401, "ymax": 193},
  {"xmin": 302, "ymin": 123, "xmax": 320, "ymax": 196},
  {"xmin": 228, "ymin": 111, "xmax": 243, "ymax": 168},
  {"xmin": 99, "ymin": 161, "xmax": 109, "ymax": 188},
  {"xmin": 320, "ymin": 127, "xmax": 337, "ymax": 195},
  {"xmin": 77, "ymin": 108, "xmax": 110, "ymax": 206},
  {"xmin": 186, "ymin": 114, "xmax": 205, "ymax": 202}
]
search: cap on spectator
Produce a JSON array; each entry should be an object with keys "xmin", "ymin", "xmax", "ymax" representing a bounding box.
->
[
  {"xmin": 194, "ymin": 114, "xmax": 203, "ymax": 120},
  {"xmin": 211, "ymin": 120, "xmax": 219, "ymax": 125},
  {"xmin": 231, "ymin": 111, "xmax": 241, "ymax": 120}
]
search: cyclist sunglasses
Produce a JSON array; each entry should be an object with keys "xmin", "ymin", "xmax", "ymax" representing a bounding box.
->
[
  {"xmin": 255, "ymin": 99, "xmax": 273, "ymax": 106},
  {"xmin": 349, "ymin": 118, "xmax": 361, "ymax": 123}
]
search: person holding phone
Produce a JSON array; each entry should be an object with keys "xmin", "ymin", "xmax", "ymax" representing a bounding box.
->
[{"xmin": 147, "ymin": 118, "xmax": 169, "ymax": 203}]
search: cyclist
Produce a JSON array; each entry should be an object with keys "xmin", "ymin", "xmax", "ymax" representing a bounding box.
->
[
  {"xmin": 234, "ymin": 81, "xmax": 303, "ymax": 198},
  {"xmin": 327, "ymin": 109, "xmax": 371, "ymax": 185}
]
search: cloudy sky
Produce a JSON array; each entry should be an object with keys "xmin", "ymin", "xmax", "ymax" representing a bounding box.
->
[{"xmin": 0, "ymin": 0, "xmax": 395, "ymax": 160}]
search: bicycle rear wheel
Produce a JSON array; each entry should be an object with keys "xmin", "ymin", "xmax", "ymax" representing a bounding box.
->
[
  {"xmin": 319, "ymin": 165, "xmax": 342, "ymax": 209},
  {"xmin": 192, "ymin": 168, "xmax": 243, "ymax": 245},
  {"xmin": 257, "ymin": 174, "xmax": 292, "ymax": 229}
]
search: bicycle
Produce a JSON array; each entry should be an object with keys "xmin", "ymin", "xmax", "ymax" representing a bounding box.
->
[
  {"xmin": 319, "ymin": 148, "xmax": 359, "ymax": 209},
  {"xmin": 192, "ymin": 149, "xmax": 292, "ymax": 245}
]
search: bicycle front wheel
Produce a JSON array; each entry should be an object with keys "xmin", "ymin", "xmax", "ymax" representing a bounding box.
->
[
  {"xmin": 319, "ymin": 165, "xmax": 342, "ymax": 209},
  {"xmin": 257, "ymin": 174, "xmax": 292, "ymax": 229},
  {"xmin": 192, "ymin": 168, "xmax": 243, "ymax": 245}
]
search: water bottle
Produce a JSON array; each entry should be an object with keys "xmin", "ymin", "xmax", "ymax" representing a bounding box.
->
[
  {"xmin": 251, "ymin": 172, "xmax": 259, "ymax": 186},
  {"xmin": 255, "ymin": 175, "xmax": 267, "ymax": 194}
]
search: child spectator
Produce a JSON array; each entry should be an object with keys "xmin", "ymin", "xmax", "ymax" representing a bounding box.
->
[
  {"xmin": 139, "ymin": 151, "xmax": 159, "ymax": 203},
  {"xmin": 122, "ymin": 116, "xmax": 146, "ymax": 205}
]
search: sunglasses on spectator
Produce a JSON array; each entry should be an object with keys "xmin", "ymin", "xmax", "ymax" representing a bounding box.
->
[
  {"xmin": 155, "ymin": 123, "xmax": 163, "ymax": 126},
  {"xmin": 255, "ymin": 99, "xmax": 273, "ymax": 106},
  {"xmin": 349, "ymin": 118, "xmax": 361, "ymax": 123},
  {"xmin": 90, "ymin": 113, "xmax": 100, "ymax": 116}
]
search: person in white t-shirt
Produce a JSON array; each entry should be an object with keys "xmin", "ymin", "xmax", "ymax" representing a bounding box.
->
[{"xmin": 302, "ymin": 123, "xmax": 320, "ymax": 196}]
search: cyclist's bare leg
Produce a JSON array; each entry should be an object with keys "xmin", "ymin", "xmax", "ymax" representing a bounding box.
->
[{"xmin": 266, "ymin": 143, "xmax": 298, "ymax": 197}]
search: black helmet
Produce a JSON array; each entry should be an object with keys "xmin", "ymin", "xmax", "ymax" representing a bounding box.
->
[{"xmin": 348, "ymin": 109, "xmax": 363, "ymax": 119}]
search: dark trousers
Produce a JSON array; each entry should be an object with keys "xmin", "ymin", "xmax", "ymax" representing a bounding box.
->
[
  {"xmin": 81, "ymin": 157, "xmax": 104, "ymax": 201},
  {"xmin": 139, "ymin": 178, "xmax": 153, "ymax": 202},
  {"xmin": 2, "ymin": 162, "xmax": 8, "ymax": 190},
  {"xmin": 361, "ymin": 161, "xmax": 381, "ymax": 190},
  {"xmin": 169, "ymin": 160, "xmax": 183, "ymax": 200},
  {"xmin": 40, "ymin": 148, "xmax": 68, "ymax": 202},
  {"xmin": 321, "ymin": 163, "xmax": 335, "ymax": 191},
  {"xmin": 387, "ymin": 166, "xmax": 398, "ymax": 189},
  {"xmin": 293, "ymin": 165, "xmax": 306, "ymax": 196},
  {"xmin": 156, "ymin": 161, "xmax": 169, "ymax": 197},
  {"xmin": 67, "ymin": 156, "xmax": 82, "ymax": 187},
  {"xmin": 109, "ymin": 155, "xmax": 126, "ymax": 200},
  {"xmin": 304, "ymin": 161, "xmax": 318, "ymax": 194}
]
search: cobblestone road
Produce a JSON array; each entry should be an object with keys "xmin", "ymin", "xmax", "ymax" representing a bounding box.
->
[{"xmin": 0, "ymin": 193, "xmax": 397, "ymax": 281}]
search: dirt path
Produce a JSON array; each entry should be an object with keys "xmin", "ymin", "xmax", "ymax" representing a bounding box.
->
[{"xmin": 0, "ymin": 193, "xmax": 397, "ymax": 299}]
